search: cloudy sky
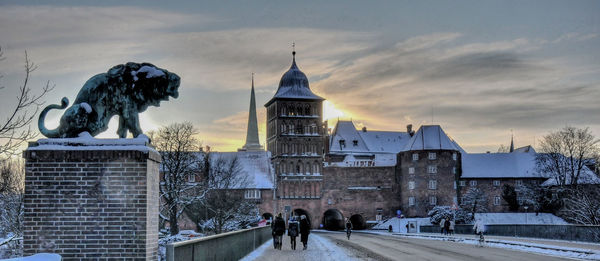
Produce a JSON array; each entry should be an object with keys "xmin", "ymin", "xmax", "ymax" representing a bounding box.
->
[{"xmin": 1, "ymin": 1, "xmax": 599, "ymax": 152}]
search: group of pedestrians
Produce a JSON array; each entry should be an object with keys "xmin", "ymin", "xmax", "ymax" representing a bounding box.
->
[
  {"xmin": 271, "ymin": 213, "xmax": 310, "ymax": 250},
  {"xmin": 439, "ymin": 218, "xmax": 455, "ymax": 235}
]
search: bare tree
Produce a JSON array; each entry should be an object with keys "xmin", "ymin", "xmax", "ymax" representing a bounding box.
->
[
  {"xmin": 560, "ymin": 186, "xmax": 600, "ymax": 226},
  {"xmin": 460, "ymin": 187, "xmax": 488, "ymax": 217},
  {"xmin": 0, "ymin": 46, "xmax": 53, "ymax": 159},
  {"xmin": 197, "ymin": 155, "xmax": 257, "ymax": 234},
  {"xmin": 154, "ymin": 122, "xmax": 206, "ymax": 236},
  {"xmin": 501, "ymin": 184, "xmax": 519, "ymax": 211},
  {"xmin": 497, "ymin": 144, "xmax": 510, "ymax": 153},
  {"xmin": 536, "ymin": 126, "xmax": 599, "ymax": 187}
]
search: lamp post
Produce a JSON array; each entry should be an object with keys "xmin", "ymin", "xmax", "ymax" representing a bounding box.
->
[{"xmin": 524, "ymin": 206, "xmax": 529, "ymax": 224}]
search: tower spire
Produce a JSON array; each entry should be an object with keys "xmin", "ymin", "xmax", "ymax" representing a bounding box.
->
[
  {"xmin": 241, "ymin": 73, "xmax": 263, "ymax": 151},
  {"xmin": 509, "ymin": 131, "xmax": 514, "ymax": 153}
]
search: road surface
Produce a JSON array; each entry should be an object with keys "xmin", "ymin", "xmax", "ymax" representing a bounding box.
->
[{"xmin": 244, "ymin": 231, "xmax": 575, "ymax": 261}]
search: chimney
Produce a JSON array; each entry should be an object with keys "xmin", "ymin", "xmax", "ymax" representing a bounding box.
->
[
  {"xmin": 407, "ymin": 124, "xmax": 415, "ymax": 137},
  {"xmin": 362, "ymin": 126, "xmax": 367, "ymax": 132}
]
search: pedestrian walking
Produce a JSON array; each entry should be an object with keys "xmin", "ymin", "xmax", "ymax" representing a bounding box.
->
[
  {"xmin": 405, "ymin": 223, "xmax": 409, "ymax": 233},
  {"xmin": 444, "ymin": 219, "xmax": 450, "ymax": 235},
  {"xmin": 299, "ymin": 215, "xmax": 310, "ymax": 250},
  {"xmin": 288, "ymin": 216, "xmax": 299, "ymax": 250},
  {"xmin": 345, "ymin": 218, "xmax": 353, "ymax": 240},
  {"xmin": 473, "ymin": 219, "xmax": 485, "ymax": 247},
  {"xmin": 272, "ymin": 213, "xmax": 285, "ymax": 250},
  {"xmin": 449, "ymin": 220, "xmax": 455, "ymax": 235},
  {"xmin": 388, "ymin": 225, "xmax": 393, "ymax": 232},
  {"xmin": 439, "ymin": 218, "xmax": 445, "ymax": 235}
]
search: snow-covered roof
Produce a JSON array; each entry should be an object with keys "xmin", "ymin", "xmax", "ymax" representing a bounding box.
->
[
  {"xmin": 461, "ymin": 152, "xmax": 542, "ymax": 178},
  {"xmin": 329, "ymin": 121, "xmax": 411, "ymax": 154},
  {"xmin": 541, "ymin": 166, "xmax": 600, "ymax": 186},
  {"xmin": 513, "ymin": 145, "xmax": 536, "ymax": 154},
  {"xmin": 403, "ymin": 125, "xmax": 463, "ymax": 152},
  {"xmin": 265, "ymin": 56, "xmax": 323, "ymax": 106},
  {"xmin": 474, "ymin": 213, "xmax": 568, "ymax": 225},
  {"xmin": 210, "ymin": 151, "xmax": 274, "ymax": 189},
  {"xmin": 328, "ymin": 121, "xmax": 411, "ymax": 167}
]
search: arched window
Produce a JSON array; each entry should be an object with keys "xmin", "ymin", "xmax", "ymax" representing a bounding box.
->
[
  {"xmin": 313, "ymin": 162, "xmax": 319, "ymax": 175},
  {"xmin": 289, "ymin": 162, "xmax": 294, "ymax": 175},
  {"xmin": 305, "ymin": 163, "xmax": 311, "ymax": 175},
  {"xmin": 305, "ymin": 106, "xmax": 310, "ymax": 115},
  {"xmin": 296, "ymin": 164, "xmax": 301, "ymax": 174}
]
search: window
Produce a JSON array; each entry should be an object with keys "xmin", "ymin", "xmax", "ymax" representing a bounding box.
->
[
  {"xmin": 353, "ymin": 140, "xmax": 358, "ymax": 146},
  {"xmin": 452, "ymin": 167, "xmax": 456, "ymax": 174},
  {"xmin": 187, "ymin": 174, "xmax": 195, "ymax": 183},
  {"xmin": 452, "ymin": 153, "xmax": 457, "ymax": 161},
  {"xmin": 427, "ymin": 165, "xmax": 437, "ymax": 174},
  {"xmin": 428, "ymin": 180, "xmax": 437, "ymax": 190},
  {"xmin": 408, "ymin": 181, "xmax": 415, "ymax": 190},
  {"xmin": 453, "ymin": 197, "xmax": 458, "ymax": 204},
  {"xmin": 429, "ymin": 196, "xmax": 437, "ymax": 206},
  {"xmin": 409, "ymin": 196, "xmax": 415, "ymax": 206},
  {"xmin": 412, "ymin": 153, "xmax": 419, "ymax": 161},
  {"xmin": 494, "ymin": 196, "xmax": 501, "ymax": 205},
  {"xmin": 428, "ymin": 152, "xmax": 436, "ymax": 160},
  {"xmin": 245, "ymin": 190, "xmax": 261, "ymax": 199},
  {"xmin": 453, "ymin": 181, "xmax": 457, "ymax": 189},
  {"xmin": 408, "ymin": 167, "xmax": 415, "ymax": 174},
  {"xmin": 493, "ymin": 180, "xmax": 500, "ymax": 187},
  {"xmin": 459, "ymin": 180, "xmax": 466, "ymax": 187},
  {"xmin": 339, "ymin": 140, "xmax": 346, "ymax": 149},
  {"xmin": 470, "ymin": 180, "xmax": 477, "ymax": 186},
  {"xmin": 516, "ymin": 180, "xmax": 523, "ymax": 186},
  {"xmin": 531, "ymin": 180, "xmax": 537, "ymax": 185}
]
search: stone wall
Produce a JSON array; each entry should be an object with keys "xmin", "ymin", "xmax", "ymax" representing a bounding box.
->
[{"xmin": 23, "ymin": 146, "xmax": 160, "ymax": 260}]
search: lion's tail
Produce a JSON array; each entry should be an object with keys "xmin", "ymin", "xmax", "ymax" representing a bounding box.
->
[{"xmin": 38, "ymin": 97, "xmax": 69, "ymax": 138}]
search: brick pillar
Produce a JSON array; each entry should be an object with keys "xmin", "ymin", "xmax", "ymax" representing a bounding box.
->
[{"xmin": 22, "ymin": 138, "xmax": 160, "ymax": 260}]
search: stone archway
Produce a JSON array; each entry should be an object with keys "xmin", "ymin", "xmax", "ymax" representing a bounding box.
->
[
  {"xmin": 350, "ymin": 214, "xmax": 367, "ymax": 230},
  {"xmin": 262, "ymin": 212, "xmax": 273, "ymax": 222},
  {"xmin": 293, "ymin": 208, "xmax": 312, "ymax": 227},
  {"xmin": 322, "ymin": 209, "xmax": 344, "ymax": 230}
]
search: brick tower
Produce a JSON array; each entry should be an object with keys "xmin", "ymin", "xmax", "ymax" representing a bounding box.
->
[{"xmin": 264, "ymin": 50, "xmax": 325, "ymax": 223}]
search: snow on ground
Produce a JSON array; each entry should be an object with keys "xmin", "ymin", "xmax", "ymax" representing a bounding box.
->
[
  {"xmin": 360, "ymin": 230, "xmax": 600, "ymax": 260},
  {"xmin": 2, "ymin": 253, "xmax": 62, "ymax": 261},
  {"xmin": 474, "ymin": 213, "xmax": 568, "ymax": 225},
  {"xmin": 241, "ymin": 233, "xmax": 355, "ymax": 261}
]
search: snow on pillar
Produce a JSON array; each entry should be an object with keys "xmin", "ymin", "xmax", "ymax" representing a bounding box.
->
[{"xmin": 22, "ymin": 135, "xmax": 160, "ymax": 260}]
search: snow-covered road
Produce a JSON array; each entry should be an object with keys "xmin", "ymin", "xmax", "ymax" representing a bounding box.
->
[
  {"xmin": 240, "ymin": 232, "xmax": 354, "ymax": 261},
  {"xmin": 243, "ymin": 231, "xmax": 590, "ymax": 261}
]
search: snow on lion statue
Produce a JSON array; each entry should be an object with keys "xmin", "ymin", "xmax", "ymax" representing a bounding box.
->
[{"xmin": 38, "ymin": 62, "xmax": 180, "ymax": 138}]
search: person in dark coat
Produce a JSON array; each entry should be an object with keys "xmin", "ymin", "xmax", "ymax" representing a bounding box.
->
[
  {"xmin": 288, "ymin": 216, "xmax": 299, "ymax": 250},
  {"xmin": 299, "ymin": 215, "xmax": 310, "ymax": 250},
  {"xmin": 271, "ymin": 213, "xmax": 286, "ymax": 250},
  {"xmin": 444, "ymin": 219, "xmax": 451, "ymax": 235}
]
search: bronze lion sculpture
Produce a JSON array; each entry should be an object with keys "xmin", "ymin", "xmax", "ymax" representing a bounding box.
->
[{"xmin": 38, "ymin": 62, "xmax": 180, "ymax": 138}]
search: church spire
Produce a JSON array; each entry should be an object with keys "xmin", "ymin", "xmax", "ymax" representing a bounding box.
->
[
  {"xmin": 509, "ymin": 133, "xmax": 514, "ymax": 153},
  {"xmin": 241, "ymin": 73, "xmax": 263, "ymax": 151}
]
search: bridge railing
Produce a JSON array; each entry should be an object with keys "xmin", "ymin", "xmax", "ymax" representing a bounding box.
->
[
  {"xmin": 420, "ymin": 224, "xmax": 600, "ymax": 243},
  {"xmin": 166, "ymin": 226, "xmax": 271, "ymax": 261}
]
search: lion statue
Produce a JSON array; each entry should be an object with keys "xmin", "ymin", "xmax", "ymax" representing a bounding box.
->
[{"xmin": 38, "ymin": 62, "xmax": 180, "ymax": 138}]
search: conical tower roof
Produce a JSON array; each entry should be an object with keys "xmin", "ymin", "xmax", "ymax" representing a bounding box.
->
[
  {"xmin": 404, "ymin": 125, "xmax": 464, "ymax": 152},
  {"xmin": 241, "ymin": 74, "xmax": 263, "ymax": 151}
]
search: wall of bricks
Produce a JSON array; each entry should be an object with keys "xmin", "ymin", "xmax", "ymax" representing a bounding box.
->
[{"xmin": 22, "ymin": 147, "xmax": 160, "ymax": 260}]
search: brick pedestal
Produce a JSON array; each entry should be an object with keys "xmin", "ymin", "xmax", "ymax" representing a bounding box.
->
[{"xmin": 22, "ymin": 137, "xmax": 160, "ymax": 260}]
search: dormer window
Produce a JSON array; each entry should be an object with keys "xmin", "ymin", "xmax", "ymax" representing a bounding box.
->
[
  {"xmin": 352, "ymin": 140, "xmax": 358, "ymax": 146},
  {"xmin": 339, "ymin": 139, "xmax": 346, "ymax": 149}
]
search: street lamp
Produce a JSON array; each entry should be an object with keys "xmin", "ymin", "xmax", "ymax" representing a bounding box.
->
[{"xmin": 524, "ymin": 206, "xmax": 529, "ymax": 224}]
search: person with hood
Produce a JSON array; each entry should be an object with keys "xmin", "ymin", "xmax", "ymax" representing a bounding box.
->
[
  {"xmin": 444, "ymin": 219, "xmax": 450, "ymax": 235},
  {"xmin": 288, "ymin": 216, "xmax": 300, "ymax": 250},
  {"xmin": 272, "ymin": 213, "xmax": 286, "ymax": 250},
  {"xmin": 449, "ymin": 220, "xmax": 455, "ymax": 235},
  {"xmin": 473, "ymin": 219, "xmax": 486, "ymax": 247},
  {"xmin": 299, "ymin": 215, "xmax": 310, "ymax": 250}
]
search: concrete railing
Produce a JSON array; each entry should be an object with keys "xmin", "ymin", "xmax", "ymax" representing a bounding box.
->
[
  {"xmin": 166, "ymin": 226, "xmax": 271, "ymax": 261},
  {"xmin": 420, "ymin": 224, "xmax": 600, "ymax": 243}
]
